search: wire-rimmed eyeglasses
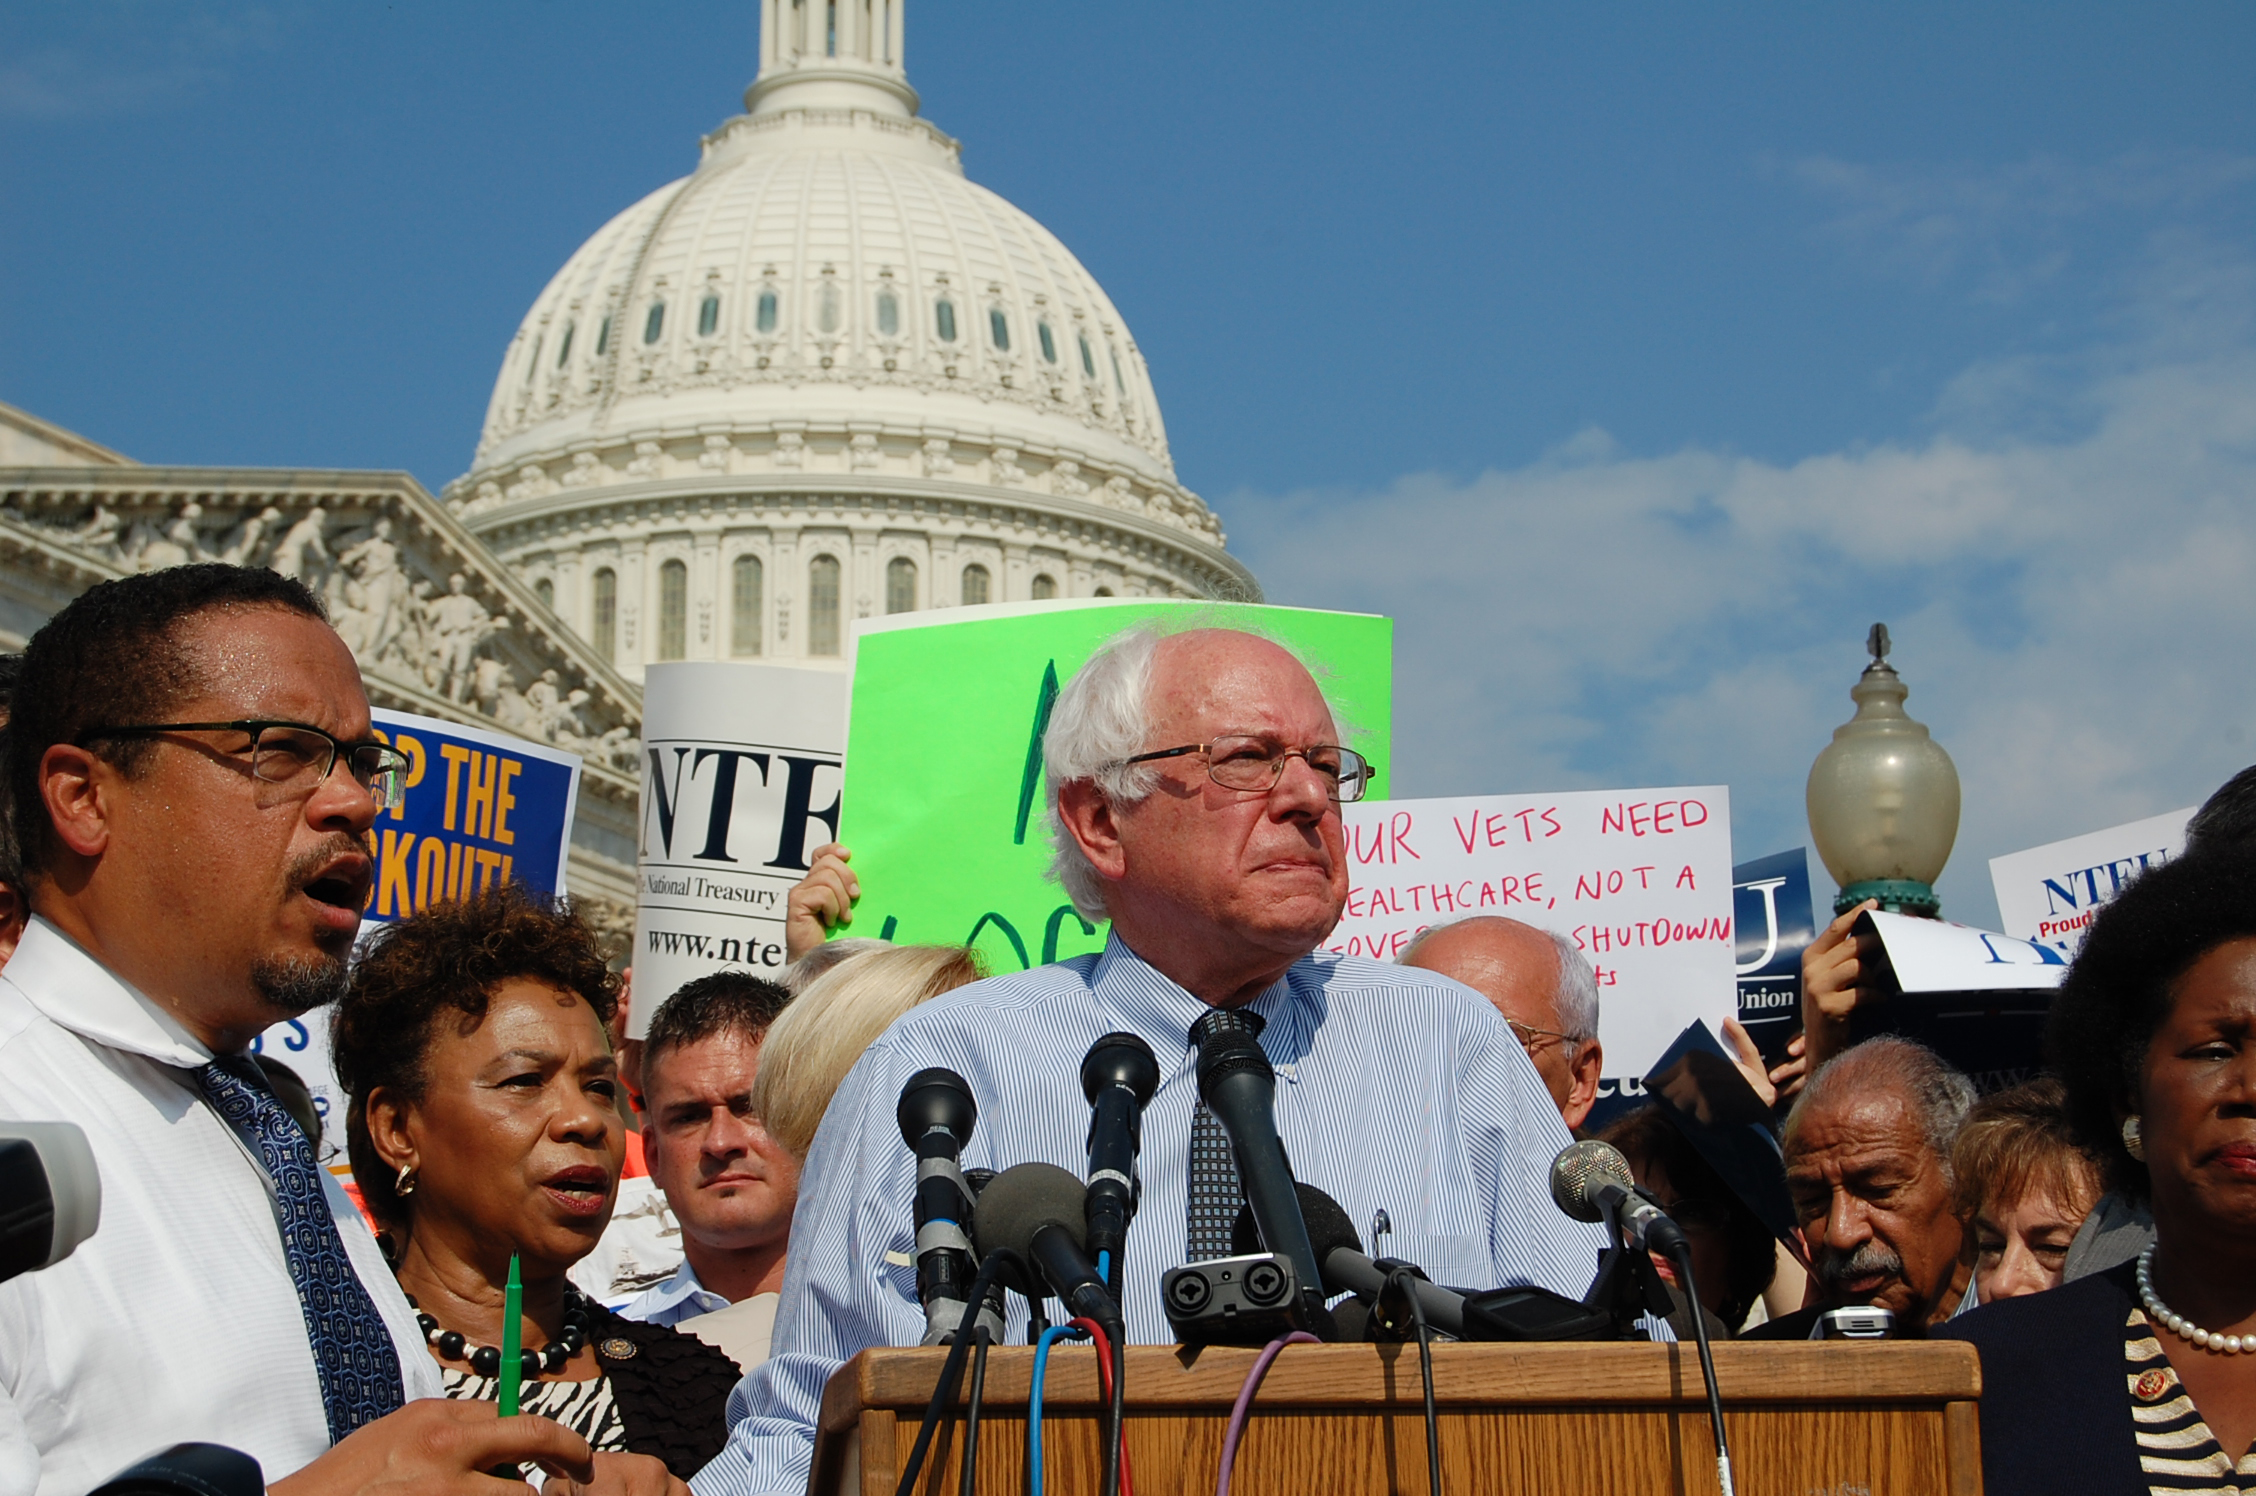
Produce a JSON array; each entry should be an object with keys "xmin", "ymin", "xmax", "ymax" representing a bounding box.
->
[
  {"xmin": 78, "ymin": 719, "xmax": 412, "ymax": 810},
  {"xmin": 1120, "ymin": 735, "xmax": 1376, "ymax": 803},
  {"xmin": 1504, "ymin": 1016, "xmax": 1579, "ymax": 1054}
]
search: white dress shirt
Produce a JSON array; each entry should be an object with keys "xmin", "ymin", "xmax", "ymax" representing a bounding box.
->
[
  {"xmin": 0, "ymin": 919, "xmax": 442, "ymax": 1496},
  {"xmin": 694, "ymin": 935, "xmax": 1605, "ymax": 1496},
  {"xmin": 618, "ymin": 1259, "xmax": 731, "ymax": 1328}
]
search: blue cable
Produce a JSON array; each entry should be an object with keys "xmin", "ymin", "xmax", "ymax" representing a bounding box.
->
[{"xmin": 1027, "ymin": 1323, "xmax": 1089, "ymax": 1494}]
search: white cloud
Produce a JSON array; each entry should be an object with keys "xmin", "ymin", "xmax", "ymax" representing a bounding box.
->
[
  {"xmin": 1224, "ymin": 230, "xmax": 2256, "ymax": 928},
  {"xmin": 1776, "ymin": 150, "xmax": 2256, "ymax": 302}
]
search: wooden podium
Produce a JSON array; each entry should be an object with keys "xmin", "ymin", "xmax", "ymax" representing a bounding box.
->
[{"xmin": 810, "ymin": 1341, "xmax": 1981, "ymax": 1495}]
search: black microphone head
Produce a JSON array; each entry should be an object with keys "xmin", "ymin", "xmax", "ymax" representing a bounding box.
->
[
  {"xmin": 1549, "ymin": 1138, "xmax": 1636, "ymax": 1223},
  {"xmin": 970, "ymin": 1161, "xmax": 1090, "ymax": 1265},
  {"xmin": 1195, "ymin": 1026, "xmax": 1273, "ymax": 1107},
  {"xmin": 1080, "ymin": 1032, "xmax": 1160, "ymax": 1106},
  {"xmin": 896, "ymin": 1067, "xmax": 977, "ymax": 1153},
  {"xmin": 0, "ymin": 1122, "xmax": 100, "ymax": 1283},
  {"xmin": 1231, "ymin": 1182, "xmax": 1358, "ymax": 1277}
]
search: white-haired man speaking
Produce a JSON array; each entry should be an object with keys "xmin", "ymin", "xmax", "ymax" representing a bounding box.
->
[{"xmin": 694, "ymin": 626, "xmax": 1600, "ymax": 1496}]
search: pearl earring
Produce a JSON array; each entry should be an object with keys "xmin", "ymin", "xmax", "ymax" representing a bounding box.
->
[{"xmin": 2122, "ymin": 1116, "xmax": 2145, "ymax": 1161}]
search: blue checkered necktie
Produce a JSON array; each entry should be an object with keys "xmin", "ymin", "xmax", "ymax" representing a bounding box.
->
[
  {"xmin": 1185, "ymin": 1007, "xmax": 1265, "ymax": 1262},
  {"xmin": 196, "ymin": 1055, "xmax": 404, "ymax": 1443}
]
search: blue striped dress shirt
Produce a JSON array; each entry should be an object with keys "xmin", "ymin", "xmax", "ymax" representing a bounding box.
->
[{"xmin": 692, "ymin": 934, "xmax": 1608, "ymax": 1496}]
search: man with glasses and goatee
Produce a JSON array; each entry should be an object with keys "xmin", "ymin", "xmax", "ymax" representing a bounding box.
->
[
  {"xmin": 0, "ymin": 566, "xmax": 680, "ymax": 1496},
  {"xmin": 702, "ymin": 623, "xmax": 1602, "ymax": 1496}
]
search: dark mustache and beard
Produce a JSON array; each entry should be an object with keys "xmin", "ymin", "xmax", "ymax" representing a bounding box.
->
[
  {"xmin": 250, "ymin": 834, "xmax": 365, "ymax": 1016},
  {"xmin": 1815, "ymin": 1239, "xmax": 1905, "ymax": 1299}
]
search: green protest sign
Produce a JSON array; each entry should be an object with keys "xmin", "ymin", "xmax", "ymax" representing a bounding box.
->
[{"xmin": 837, "ymin": 599, "xmax": 1393, "ymax": 973}]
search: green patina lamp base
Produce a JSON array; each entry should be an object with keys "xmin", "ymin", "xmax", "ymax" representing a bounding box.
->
[{"xmin": 1834, "ymin": 877, "xmax": 1940, "ymax": 919}]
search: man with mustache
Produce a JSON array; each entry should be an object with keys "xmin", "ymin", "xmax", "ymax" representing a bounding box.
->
[
  {"xmin": 0, "ymin": 567, "xmax": 677, "ymax": 1496},
  {"xmin": 1747, "ymin": 1035, "xmax": 1978, "ymax": 1339},
  {"xmin": 699, "ymin": 625, "xmax": 1601, "ymax": 1496}
]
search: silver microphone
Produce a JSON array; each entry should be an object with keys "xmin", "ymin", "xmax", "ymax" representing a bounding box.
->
[{"xmin": 1549, "ymin": 1138, "xmax": 1687, "ymax": 1257}]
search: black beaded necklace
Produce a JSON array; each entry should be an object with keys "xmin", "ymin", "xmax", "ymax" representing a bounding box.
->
[{"xmin": 407, "ymin": 1285, "xmax": 594, "ymax": 1379}]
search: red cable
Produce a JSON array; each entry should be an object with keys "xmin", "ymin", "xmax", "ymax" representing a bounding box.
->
[{"xmin": 1067, "ymin": 1317, "xmax": 1134, "ymax": 1496}]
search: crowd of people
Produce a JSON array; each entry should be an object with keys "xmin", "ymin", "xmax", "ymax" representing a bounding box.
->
[{"xmin": 1, "ymin": 561, "xmax": 2252, "ymax": 1496}]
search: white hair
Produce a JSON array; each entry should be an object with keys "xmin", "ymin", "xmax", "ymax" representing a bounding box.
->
[
  {"xmin": 1784, "ymin": 1035, "xmax": 1978, "ymax": 1182},
  {"xmin": 1396, "ymin": 917, "xmax": 1601, "ymax": 1048},
  {"xmin": 1043, "ymin": 621, "xmax": 1350, "ymax": 922},
  {"xmin": 1548, "ymin": 931, "xmax": 1601, "ymax": 1045}
]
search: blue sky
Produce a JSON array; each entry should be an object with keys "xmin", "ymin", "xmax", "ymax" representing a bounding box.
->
[{"xmin": 5, "ymin": 2, "xmax": 2253, "ymax": 925}]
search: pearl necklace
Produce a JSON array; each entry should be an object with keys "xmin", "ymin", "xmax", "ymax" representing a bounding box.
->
[{"xmin": 2137, "ymin": 1247, "xmax": 2252, "ymax": 1355}]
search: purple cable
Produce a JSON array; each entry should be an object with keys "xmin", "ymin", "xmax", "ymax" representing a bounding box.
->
[{"xmin": 1214, "ymin": 1331, "xmax": 1321, "ymax": 1496}]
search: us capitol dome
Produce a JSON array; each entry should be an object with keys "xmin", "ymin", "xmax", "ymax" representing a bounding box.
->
[{"xmin": 447, "ymin": 0, "xmax": 1259, "ymax": 677}]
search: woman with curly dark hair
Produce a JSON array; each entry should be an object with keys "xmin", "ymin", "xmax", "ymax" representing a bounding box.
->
[
  {"xmin": 1944, "ymin": 849, "xmax": 2256, "ymax": 1494},
  {"xmin": 331, "ymin": 885, "xmax": 739, "ymax": 1480}
]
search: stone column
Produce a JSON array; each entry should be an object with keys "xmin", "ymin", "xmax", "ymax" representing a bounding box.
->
[
  {"xmin": 694, "ymin": 530, "xmax": 721, "ymax": 659},
  {"xmin": 771, "ymin": 526, "xmax": 799, "ymax": 659},
  {"xmin": 620, "ymin": 540, "xmax": 648, "ymax": 674}
]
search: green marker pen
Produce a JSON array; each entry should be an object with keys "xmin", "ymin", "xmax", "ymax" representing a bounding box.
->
[{"xmin": 498, "ymin": 1253, "xmax": 522, "ymax": 1417}]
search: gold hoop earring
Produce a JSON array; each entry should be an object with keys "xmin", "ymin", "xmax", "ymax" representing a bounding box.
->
[
  {"xmin": 395, "ymin": 1162, "xmax": 418, "ymax": 1196},
  {"xmin": 2122, "ymin": 1116, "xmax": 2145, "ymax": 1162}
]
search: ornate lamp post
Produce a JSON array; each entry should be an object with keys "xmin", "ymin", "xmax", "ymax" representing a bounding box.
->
[{"xmin": 1805, "ymin": 624, "xmax": 1961, "ymax": 917}]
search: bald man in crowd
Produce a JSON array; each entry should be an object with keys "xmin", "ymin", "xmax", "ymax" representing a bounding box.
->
[{"xmin": 1399, "ymin": 916, "xmax": 1604, "ymax": 1131}]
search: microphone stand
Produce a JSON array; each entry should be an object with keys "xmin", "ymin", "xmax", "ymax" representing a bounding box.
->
[
  {"xmin": 1663, "ymin": 1242, "xmax": 1735, "ymax": 1496},
  {"xmin": 1581, "ymin": 1197, "xmax": 1675, "ymax": 1340},
  {"xmin": 1579, "ymin": 1198, "xmax": 1734, "ymax": 1496}
]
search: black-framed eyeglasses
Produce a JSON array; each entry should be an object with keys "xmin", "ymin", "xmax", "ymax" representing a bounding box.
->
[
  {"xmin": 1121, "ymin": 734, "xmax": 1376, "ymax": 803},
  {"xmin": 78, "ymin": 719, "xmax": 412, "ymax": 810}
]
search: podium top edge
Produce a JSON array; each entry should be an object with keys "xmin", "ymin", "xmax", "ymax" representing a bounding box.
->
[{"xmin": 816, "ymin": 1340, "xmax": 1980, "ymax": 1433}]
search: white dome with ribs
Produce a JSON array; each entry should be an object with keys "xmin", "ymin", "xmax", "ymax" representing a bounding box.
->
[
  {"xmin": 446, "ymin": 3, "xmax": 1252, "ymax": 679},
  {"xmin": 452, "ymin": 0, "xmax": 1230, "ymax": 550}
]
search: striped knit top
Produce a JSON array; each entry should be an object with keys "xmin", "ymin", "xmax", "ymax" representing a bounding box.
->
[
  {"xmin": 2127, "ymin": 1305, "xmax": 2256, "ymax": 1493},
  {"xmin": 442, "ymin": 1367, "xmax": 629, "ymax": 1454}
]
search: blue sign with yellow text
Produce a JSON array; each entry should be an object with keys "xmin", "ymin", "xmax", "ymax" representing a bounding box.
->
[{"xmin": 362, "ymin": 707, "xmax": 581, "ymax": 920}]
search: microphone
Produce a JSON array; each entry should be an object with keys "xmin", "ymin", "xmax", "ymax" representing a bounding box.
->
[
  {"xmin": 1550, "ymin": 1139, "xmax": 1690, "ymax": 1259},
  {"xmin": 970, "ymin": 1162, "xmax": 1123, "ymax": 1335},
  {"xmin": 91, "ymin": 1443, "xmax": 263, "ymax": 1496},
  {"xmin": 895, "ymin": 1068, "xmax": 998, "ymax": 1346},
  {"xmin": 1231, "ymin": 1185, "xmax": 1469, "ymax": 1339},
  {"xmin": 1194, "ymin": 1025, "xmax": 1336, "ymax": 1340},
  {"xmin": 1079, "ymin": 1032, "xmax": 1159, "ymax": 1292},
  {"xmin": 1234, "ymin": 1185, "xmax": 1616, "ymax": 1343},
  {"xmin": 0, "ymin": 1121, "xmax": 101, "ymax": 1287}
]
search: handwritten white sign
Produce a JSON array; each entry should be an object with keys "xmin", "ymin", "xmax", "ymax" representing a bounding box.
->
[
  {"xmin": 1988, "ymin": 808, "xmax": 2193, "ymax": 958},
  {"xmin": 1329, "ymin": 787, "xmax": 1736, "ymax": 1077}
]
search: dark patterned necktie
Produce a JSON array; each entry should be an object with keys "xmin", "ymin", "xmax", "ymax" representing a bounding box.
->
[
  {"xmin": 1185, "ymin": 1007, "xmax": 1265, "ymax": 1262},
  {"xmin": 197, "ymin": 1056, "xmax": 405, "ymax": 1443}
]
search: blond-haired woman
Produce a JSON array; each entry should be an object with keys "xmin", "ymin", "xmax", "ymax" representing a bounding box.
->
[{"xmin": 751, "ymin": 944, "xmax": 986, "ymax": 1159}]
